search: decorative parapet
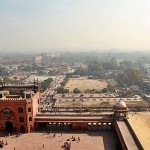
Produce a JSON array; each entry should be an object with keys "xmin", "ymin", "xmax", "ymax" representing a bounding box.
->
[{"xmin": 0, "ymin": 98, "xmax": 26, "ymax": 102}]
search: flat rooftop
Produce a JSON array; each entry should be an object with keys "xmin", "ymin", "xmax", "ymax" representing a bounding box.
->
[
  {"xmin": 0, "ymin": 131, "xmax": 117, "ymax": 150},
  {"xmin": 35, "ymin": 115, "xmax": 113, "ymax": 123},
  {"xmin": 35, "ymin": 115, "xmax": 112, "ymax": 119},
  {"xmin": 128, "ymin": 112, "xmax": 150, "ymax": 150},
  {"xmin": 54, "ymin": 94, "xmax": 149, "ymax": 107},
  {"xmin": 116, "ymin": 121, "xmax": 139, "ymax": 150}
]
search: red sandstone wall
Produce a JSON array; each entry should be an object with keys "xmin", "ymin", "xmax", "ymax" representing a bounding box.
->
[
  {"xmin": 0, "ymin": 100, "xmax": 27, "ymax": 132},
  {"xmin": 32, "ymin": 91, "xmax": 40, "ymax": 117},
  {"xmin": 26, "ymin": 91, "xmax": 40, "ymax": 132},
  {"xmin": 25, "ymin": 100, "xmax": 33, "ymax": 132},
  {"xmin": 0, "ymin": 84, "xmax": 40, "ymax": 133},
  {"xmin": 0, "ymin": 93, "xmax": 39, "ymax": 133},
  {"xmin": 72, "ymin": 122, "xmax": 87, "ymax": 130}
]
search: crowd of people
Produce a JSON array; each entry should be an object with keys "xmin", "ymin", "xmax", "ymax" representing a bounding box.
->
[
  {"xmin": 42, "ymin": 132, "xmax": 81, "ymax": 150},
  {"xmin": 61, "ymin": 142, "xmax": 71, "ymax": 150},
  {"xmin": 60, "ymin": 135, "xmax": 80, "ymax": 150},
  {"xmin": 0, "ymin": 140, "xmax": 7, "ymax": 148}
]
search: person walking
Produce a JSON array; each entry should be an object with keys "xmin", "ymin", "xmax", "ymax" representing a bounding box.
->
[{"xmin": 78, "ymin": 137, "xmax": 80, "ymax": 142}]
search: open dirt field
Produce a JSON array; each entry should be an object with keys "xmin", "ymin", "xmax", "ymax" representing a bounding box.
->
[
  {"xmin": 128, "ymin": 112, "xmax": 150, "ymax": 150},
  {"xmin": 65, "ymin": 77, "xmax": 108, "ymax": 92},
  {"xmin": 0, "ymin": 131, "xmax": 116, "ymax": 150}
]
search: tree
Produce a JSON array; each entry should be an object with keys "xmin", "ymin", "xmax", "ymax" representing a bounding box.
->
[
  {"xmin": 87, "ymin": 60, "xmax": 104, "ymax": 77},
  {"xmin": 118, "ymin": 68, "xmax": 142, "ymax": 86},
  {"xmin": 73, "ymin": 88, "xmax": 81, "ymax": 93},
  {"xmin": 38, "ymin": 70, "xmax": 45, "ymax": 75},
  {"xmin": 3, "ymin": 77, "xmax": 13, "ymax": 84},
  {"xmin": 102, "ymin": 88, "xmax": 108, "ymax": 93},
  {"xmin": 40, "ymin": 78, "xmax": 53, "ymax": 92},
  {"xmin": 56, "ymin": 87, "xmax": 69, "ymax": 94},
  {"xmin": 21, "ymin": 64, "xmax": 31, "ymax": 71},
  {"xmin": 119, "ymin": 60, "xmax": 134, "ymax": 70},
  {"xmin": 32, "ymin": 63, "xmax": 39, "ymax": 71},
  {"xmin": 74, "ymin": 67, "xmax": 88, "ymax": 76},
  {"xmin": 0, "ymin": 66, "xmax": 8, "ymax": 76},
  {"xmin": 14, "ymin": 76, "xmax": 18, "ymax": 83},
  {"xmin": 102, "ymin": 58, "xmax": 118, "ymax": 70}
]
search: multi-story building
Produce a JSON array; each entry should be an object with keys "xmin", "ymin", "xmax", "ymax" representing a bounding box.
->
[{"xmin": 0, "ymin": 79, "xmax": 40, "ymax": 133}]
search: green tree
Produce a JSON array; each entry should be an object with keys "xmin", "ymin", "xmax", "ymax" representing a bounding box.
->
[
  {"xmin": 102, "ymin": 88, "xmax": 108, "ymax": 93},
  {"xmin": 40, "ymin": 78, "xmax": 53, "ymax": 92},
  {"xmin": 3, "ymin": 77, "xmax": 13, "ymax": 84},
  {"xmin": 118, "ymin": 68, "xmax": 142, "ymax": 86},
  {"xmin": 87, "ymin": 60, "xmax": 104, "ymax": 77},
  {"xmin": 74, "ymin": 67, "xmax": 88, "ymax": 76},
  {"xmin": 0, "ymin": 66, "xmax": 8, "ymax": 76},
  {"xmin": 56, "ymin": 87, "xmax": 69, "ymax": 94},
  {"xmin": 14, "ymin": 76, "xmax": 18, "ymax": 83},
  {"xmin": 73, "ymin": 88, "xmax": 81, "ymax": 93},
  {"xmin": 119, "ymin": 60, "xmax": 134, "ymax": 70},
  {"xmin": 102, "ymin": 58, "xmax": 118, "ymax": 70},
  {"xmin": 22, "ymin": 64, "xmax": 31, "ymax": 71}
]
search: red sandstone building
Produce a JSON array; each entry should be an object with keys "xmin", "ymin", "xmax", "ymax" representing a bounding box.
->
[
  {"xmin": 0, "ymin": 79, "xmax": 40, "ymax": 133},
  {"xmin": 0, "ymin": 78, "xmax": 144, "ymax": 149},
  {"xmin": 0, "ymin": 78, "xmax": 129, "ymax": 133}
]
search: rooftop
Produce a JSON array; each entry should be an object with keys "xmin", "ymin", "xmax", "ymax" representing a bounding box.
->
[{"xmin": 128, "ymin": 112, "xmax": 150, "ymax": 150}]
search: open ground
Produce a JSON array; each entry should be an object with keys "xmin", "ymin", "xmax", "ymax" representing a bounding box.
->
[
  {"xmin": 0, "ymin": 131, "xmax": 117, "ymax": 150},
  {"xmin": 64, "ymin": 77, "xmax": 108, "ymax": 92}
]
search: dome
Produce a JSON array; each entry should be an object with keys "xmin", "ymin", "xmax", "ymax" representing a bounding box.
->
[{"xmin": 114, "ymin": 99, "xmax": 127, "ymax": 108}]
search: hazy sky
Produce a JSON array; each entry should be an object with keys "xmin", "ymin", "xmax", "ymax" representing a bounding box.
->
[{"xmin": 0, "ymin": 0, "xmax": 150, "ymax": 51}]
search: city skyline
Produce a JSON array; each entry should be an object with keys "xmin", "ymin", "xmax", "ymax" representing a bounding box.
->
[{"xmin": 0, "ymin": 0, "xmax": 150, "ymax": 52}]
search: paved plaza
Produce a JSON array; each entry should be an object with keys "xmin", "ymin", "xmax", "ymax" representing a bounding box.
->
[{"xmin": 0, "ymin": 131, "xmax": 117, "ymax": 150}]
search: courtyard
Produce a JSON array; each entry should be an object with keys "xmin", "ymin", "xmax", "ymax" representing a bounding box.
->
[{"xmin": 0, "ymin": 131, "xmax": 117, "ymax": 150}]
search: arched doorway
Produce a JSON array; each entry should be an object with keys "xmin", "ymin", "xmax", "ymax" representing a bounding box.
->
[
  {"xmin": 20, "ymin": 126, "xmax": 25, "ymax": 133},
  {"xmin": 37, "ymin": 122, "xmax": 47, "ymax": 130},
  {"xmin": 37, "ymin": 123, "xmax": 42, "ymax": 130},
  {"xmin": 5, "ymin": 121, "xmax": 13, "ymax": 132}
]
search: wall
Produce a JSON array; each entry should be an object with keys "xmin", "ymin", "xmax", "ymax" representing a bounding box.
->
[
  {"xmin": 32, "ymin": 91, "xmax": 40, "ymax": 117},
  {"xmin": 0, "ymin": 100, "xmax": 27, "ymax": 132}
]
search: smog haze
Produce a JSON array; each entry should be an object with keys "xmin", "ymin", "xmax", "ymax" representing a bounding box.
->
[{"xmin": 0, "ymin": 0, "xmax": 150, "ymax": 52}]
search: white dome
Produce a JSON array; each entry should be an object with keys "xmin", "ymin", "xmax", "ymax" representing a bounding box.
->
[{"xmin": 115, "ymin": 99, "xmax": 127, "ymax": 108}]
